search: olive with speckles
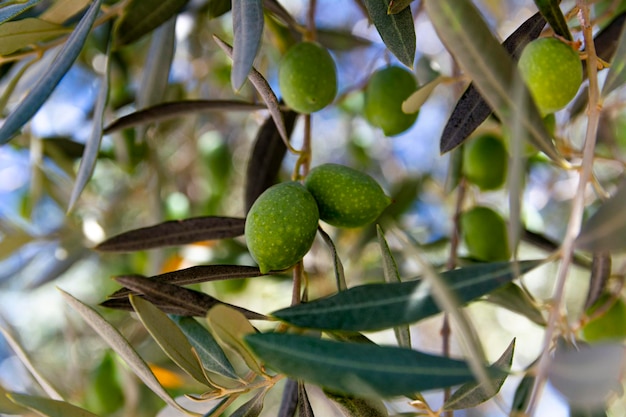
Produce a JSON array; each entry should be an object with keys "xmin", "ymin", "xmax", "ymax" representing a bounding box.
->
[
  {"xmin": 245, "ymin": 182, "xmax": 319, "ymax": 274},
  {"xmin": 305, "ymin": 164, "xmax": 391, "ymax": 228}
]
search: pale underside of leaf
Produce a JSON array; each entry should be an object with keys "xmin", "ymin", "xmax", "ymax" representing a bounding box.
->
[{"xmin": 231, "ymin": 0, "xmax": 265, "ymax": 91}]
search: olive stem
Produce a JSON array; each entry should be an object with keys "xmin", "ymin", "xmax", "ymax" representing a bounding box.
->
[
  {"xmin": 305, "ymin": 0, "xmax": 318, "ymax": 42},
  {"xmin": 525, "ymin": 2, "xmax": 602, "ymax": 415}
]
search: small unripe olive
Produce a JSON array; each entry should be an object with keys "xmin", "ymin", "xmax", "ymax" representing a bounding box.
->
[
  {"xmin": 518, "ymin": 37, "xmax": 582, "ymax": 115},
  {"xmin": 304, "ymin": 164, "xmax": 391, "ymax": 228},
  {"xmin": 245, "ymin": 182, "xmax": 319, "ymax": 273},
  {"xmin": 278, "ymin": 42, "xmax": 337, "ymax": 114},
  {"xmin": 364, "ymin": 66, "xmax": 418, "ymax": 136},
  {"xmin": 462, "ymin": 133, "xmax": 508, "ymax": 191},
  {"xmin": 460, "ymin": 206, "xmax": 511, "ymax": 262}
]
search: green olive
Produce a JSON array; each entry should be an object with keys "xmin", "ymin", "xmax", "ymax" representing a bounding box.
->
[
  {"xmin": 278, "ymin": 42, "xmax": 337, "ymax": 114},
  {"xmin": 462, "ymin": 133, "xmax": 508, "ymax": 191},
  {"xmin": 364, "ymin": 66, "xmax": 418, "ymax": 136},
  {"xmin": 245, "ymin": 182, "xmax": 319, "ymax": 273},
  {"xmin": 460, "ymin": 206, "xmax": 511, "ymax": 262},
  {"xmin": 304, "ymin": 164, "xmax": 391, "ymax": 228},
  {"xmin": 518, "ymin": 37, "xmax": 582, "ymax": 115}
]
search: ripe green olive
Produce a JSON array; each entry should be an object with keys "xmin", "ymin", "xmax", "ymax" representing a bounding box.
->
[
  {"xmin": 364, "ymin": 66, "xmax": 418, "ymax": 136},
  {"xmin": 245, "ymin": 182, "xmax": 319, "ymax": 273},
  {"xmin": 304, "ymin": 163, "xmax": 391, "ymax": 228},
  {"xmin": 582, "ymin": 294, "xmax": 626, "ymax": 342},
  {"xmin": 462, "ymin": 133, "xmax": 508, "ymax": 191},
  {"xmin": 518, "ymin": 37, "xmax": 582, "ymax": 115},
  {"xmin": 278, "ymin": 42, "xmax": 337, "ymax": 114},
  {"xmin": 460, "ymin": 206, "xmax": 511, "ymax": 262}
]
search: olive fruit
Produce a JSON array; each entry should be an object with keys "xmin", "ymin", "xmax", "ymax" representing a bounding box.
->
[
  {"xmin": 304, "ymin": 163, "xmax": 391, "ymax": 228},
  {"xmin": 581, "ymin": 294, "xmax": 626, "ymax": 342},
  {"xmin": 278, "ymin": 42, "xmax": 337, "ymax": 114},
  {"xmin": 364, "ymin": 66, "xmax": 418, "ymax": 136},
  {"xmin": 460, "ymin": 206, "xmax": 510, "ymax": 262},
  {"xmin": 245, "ymin": 182, "xmax": 319, "ymax": 273},
  {"xmin": 462, "ymin": 133, "xmax": 508, "ymax": 191},
  {"xmin": 518, "ymin": 37, "xmax": 582, "ymax": 115}
]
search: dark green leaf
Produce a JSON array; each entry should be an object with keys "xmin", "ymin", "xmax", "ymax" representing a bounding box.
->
[
  {"xmin": 443, "ymin": 339, "xmax": 515, "ymax": 410},
  {"xmin": 230, "ymin": 389, "xmax": 267, "ymax": 417},
  {"xmin": 206, "ymin": 0, "xmax": 231, "ymax": 18},
  {"xmin": 103, "ymin": 100, "xmax": 266, "ymax": 133},
  {"xmin": 272, "ymin": 260, "xmax": 542, "ymax": 331},
  {"xmin": 585, "ymin": 252, "xmax": 612, "ymax": 309},
  {"xmin": 387, "ymin": 0, "xmax": 413, "ymax": 15},
  {"xmin": 7, "ymin": 394, "xmax": 99, "ymax": 417},
  {"xmin": 278, "ymin": 379, "xmax": 298, "ymax": 417},
  {"xmin": 0, "ymin": 0, "xmax": 103, "ymax": 145},
  {"xmin": 511, "ymin": 373, "xmax": 535, "ymax": 413},
  {"xmin": 245, "ymin": 110, "xmax": 298, "ymax": 213},
  {"xmin": 533, "ymin": 0, "xmax": 572, "ymax": 40},
  {"xmin": 171, "ymin": 315, "xmax": 239, "ymax": 380},
  {"xmin": 485, "ymin": 283, "xmax": 546, "ymax": 326},
  {"xmin": 231, "ymin": 0, "xmax": 264, "ymax": 90},
  {"xmin": 363, "ymin": 0, "xmax": 415, "ymax": 67},
  {"xmin": 95, "ymin": 216, "xmax": 245, "ymax": 252},
  {"xmin": 114, "ymin": 0, "xmax": 188, "ymax": 47},
  {"xmin": 0, "ymin": 0, "xmax": 41, "ymax": 24},
  {"xmin": 245, "ymin": 333, "xmax": 481, "ymax": 397},
  {"xmin": 324, "ymin": 391, "xmax": 388, "ymax": 417},
  {"xmin": 576, "ymin": 181, "xmax": 626, "ymax": 252},
  {"xmin": 318, "ymin": 226, "xmax": 347, "ymax": 291}
]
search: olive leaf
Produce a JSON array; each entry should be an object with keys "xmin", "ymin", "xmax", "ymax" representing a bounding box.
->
[
  {"xmin": 231, "ymin": 0, "xmax": 264, "ymax": 91},
  {"xmin": 363, "ymin": 0, "xmax": 415, "ymax": 67},
  {"xmin": 533, "ymin": 0, "xmax": 572, "ymax": 40},
  {"xmin": 114, "ymin": 0, "xmax": 189, "ymax": 46}
]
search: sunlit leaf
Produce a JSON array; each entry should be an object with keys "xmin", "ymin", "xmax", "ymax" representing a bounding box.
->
[
  {"xmin": 576, "ymin": 181, "xmax": 626, "ymax": 252},
  {"xmin": 246, "ymin": 333, "xmax": 484, "ymax": 397},
  {"xmin": 170, "ymin": 316, "xmax": 239, "ymax": 380},
  {"xmin": 388, "ymin": 0, "xmax": 413, "ymax": 15},
  {"xmin": 130, "ymin": 295, "xmax": 213, "ymax": 386},
  {"xmin": 318, "ymin": 226, "xmax": 347, "ymax": 291},
  {"xmin": 484, "ymin": 283, "xmax": 546, "ymax": 326},
  {"xmin": 0, "ymin": 18, "xmax": 69, "ymax": 55},
  {"xmin": 207, "ymin": 304, "xmax": 264, "ymax": 375},
  {"xmin": 0, "ymin": 383, "xmax": 28, "ymax": 415},
  {"xmin": 585, "ymin": 253, "xmax": 612, "ymax": 310},
  {"xmin": 272, "ymin": 260, "xmax": 542, "ymax": 331},
  {"xmin": 363, "ymin": 0, "xmax": 415, "ymax": 67},
  {"xmin": 443, "ymin": 339, "xmax": 515, "ymax": 410},
  {"xmin": 325, "ymin": 391, "xmax": 388, "ymax": 417},
  {"xmin": 231, "ymin": 0, "xmax": 264, "ymax": 90},
  {"xmin": 533, "ymin": 0, "xmax": 572, "ymax": 40},
  {"xmin": 59, "ymin": 290, "xmax": 193, "ymax": 415},
  {"xmin": 0, "ymin": 0, "xmax": 41, "ymax": 24},
  {"xmin": 439, "ymin": 12, "xmax": 545, "ymax": 154},
  {"xmin": 0, "ymin": 0, "xmax": 103, "ymax": 145},
  {"xmin": 40, "ymin": 0, "xmax": 91, "ymax": 24},
  {"xmin": 230, "ymin": 389, "xmax": 267, "ymax": 417},
  {"xmin": 7, "ymin": 394, "xmax": 99, "ymax": 417},
  {"xmin": 95, "ymin": 216, "xmax": 245, "ymax": 252},
  {"xmin": 114, "ymin": 0, "xmax": 188, "ymax": 46},
  {"xmin": 602, "ymin": 14, "xmax": 626, "ymax": 97},
  {"xmin": 401, "ymin": 76, "xmax": 442, "ymax": 114}
]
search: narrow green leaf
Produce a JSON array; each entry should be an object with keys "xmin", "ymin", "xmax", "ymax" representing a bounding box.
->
[
  {"xmin": 0, "ymin": 0, "xmax": 103, "ymax": 145},
  {"xmin": 576, "ymin": 181, "xmax": 626, "ymax": 252},
  {"xmin": 0, "ymin": 383, "xmax": 29, "ymax": 415},
  {"xmin": 170, "ymin": 315, "xmax": 240, "ymax": 380},
  {"xmin": 0, "ymin": 0, "xmax": 41, "ymax": 24},
  {"xmin": 484, "ymin": 283, "xmax": 546, "ymax": 326},
  {"xmin": 444, "ymin": 339, "xmax": 515, "ymax": 410},
  {"xmin": 230, "ymin": 389, "xmax": 267, "ymax": 417},
  {"xmin": 272, "ymin": 260, "xmax": 542, "ymax": 331},
  {"xmin": 602, "ymin": 16, "xmax": 626, "ymax": 97},
  {"xmin": 59, "ymin": 289, "xmax": 194, "ymax": 415},
  {"xmin": 0, "ymin": 18, "xmax": 69, "ymax": 55},
  {"xmin": 114, "ymin": 0, "xmax": 188, "ymax": 47},
  {"xmin": 533, "ymin": 0, "xmax": 572, "ymax": 40},
  {"xmin": 324, "ymin": 391, "xmax": 388, "ymax": 417},
  {"xmin": 40, "ymin": 0, "xmax": 91, "ymax": 24},
  {"xmin": 245, "ymin": 333, "xmax": 481, "ymax": 397},
  {"xmin": 95, "ymin": 216, "xmax": 245, "ymax": 252},
  {"xmin": 363, "ymin": 0, "xmax": 415, "ymax": 67},
  {"xmin": 231, "ymin": 0, "xmax": 264, "ymax": 90},
  {"xmin": 130, "ymin": 295, "xmax": 212, "ymax": 386},
  {"xmin": 318, "ymin": 226, "xmax": 347, "ymax": 291},
  {"xmin": 387, "ymin": 0, "xmax": 413, "ymax": 15},
  {"xmin": 426, "ymin": 1, "xmax": 561, "ymax": 163},
  {"xmin": 7, "ymin": 394, "xmax": 99, "ymax": 417},
  {"xmin": 511, "ymin": 372, "xmax": 535, "ymax": 413}
]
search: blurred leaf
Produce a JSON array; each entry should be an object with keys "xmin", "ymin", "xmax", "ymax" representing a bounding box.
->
[
  {"xmin": 522, "ymin": 228, "xmax": 590, "ymax": 268},
  {"xmin": 602, "ymin": 14, "xmax": 626, "ymax": 97},
  {"xmin": 443, "ymin": 339, "xmax": 515, "ymax": 410},
  {"xmin": 0, "ymin": 0, "xmax": 103, "ymax": 145},
  {"xmin": 278, "ymin": 379, "xmax": 298, "ymax": 417},
  {"xmin": 59, "ymin": 290, "xmax": 192, "ymax": 415},
  {"xmin": 40, "ymin": 0, "xmax": 91, "ymax": 24},
  {"xmin": 42, "ymin": 137, "xmax": 87, "ymax": 160},
  {"xmin": 0, "ymin": 56, "xmax": 39, "ymax": 112},
  {"xmin": 401, "ymin": 76, "xmax": 441, "ymax": 114},
  {"xmin": 103, "ymin": 100, "xmax": 266, "ymax": 133},
  {"xmin": 171, "ymin": 316, "xmax": 240, "ymax": 380},
  {"xmin": 207, "ymin": 304, "xmax": 264, "ymax": 375},
  {"xmin": 95, "ymin": 216, "xmax": 245, "ymax": 252},
  {"xmin": 230, "ymin": 389, "xmax": 267, "ymax": 417},
  {"xmin": 316, "ymin": 28, "xmax": 372, "ymax": 51},
  {"xmin": 388, "ymin": 0, "xmax": 413, "ymax": 14},
  {"xmin": 263, "ymin": 0, "xmax": 299, "ymax": 31},
  {"xmin": 585, "ymin": 253, "xmax": 612, "ymax": 310},
  {"xmin": 0, "ymin": 229, "xmax": 33, "ymax": 261},
  {"xmin": 206, "ymin": 0, "xmax": 231, "ymax": 18},
  {"xmin": 84, "ymin": 352, "xmax": 124, "ymax": 415},
  {"xmin": 533, "ymin": 0, "xmax": 572, "ymax": 40},
  {"xmin": 576, "ymin": 181, "xmax": 626, "ymax": 251},
  {"xmin": 109, "ymin": 265, "xmax": 264, "ymax": 299},
  {"xmin": 0, "ymin": 18, "xmax": 69, "ymax": 55},
  {"xmin": 548, "ymin": 343, "xmax": 625, "ymax": 408},
  {"xmin": 511, "ymin": 372, "xmax": 535, "ymax": 413},
  {"xmin": 68, "ymin": 31, "xmax": 110, "ymax": 212},
  {"xmin": 7, "ymin": 394, "xmax": 99, "ymax": 417},
  {"xmin": 318, "ymin": 226, "xmax": 347, "ymax": 291},
  {"xmin": 231, "ymin": 0, "xmax": 264, "ymax": 91},
  {"xmin": 245, "ymin": 110, "xmax": 298, "ymax": 213},
  {"xmin": 439, "ymin": 12, "xmax": 545, "ymax": 154},
  {"xmin": 485, "ymin": 283, "xmax": 546, "ymax": 326},
  {"xmin": 114, "ymin": 0, "xmax": 188, "ymax": 47},
  {"xmin": 0, "ymin": 0, "xmax": 41, "ymax": 24},
  {"xmin": 0, "ymin": 383, "xmax": 28, "ymax": 415},
  {"xmin": 570, "ymin": 407, "xmax": 609, "ymax": 417},
  {"xmin": 130, "ymin": 295, "xmax": 213, "ymax": 386},
  {"xmin": 363, "ymin": 0, "xmax": 415, "ymax": 67},
  {"xmin": 245, "ymin": 333, "xmax": 482, "ymax": 397},
  {"xmin": 272, "ymin": 260, "xmax": 542, "ymax": 331},
  {"xmin": 377, "ymin": 225, "xmax": 410, "ymax": 348},
  {"xmin": 324, "ymin": 391, "xmax": 388, "ymax": 417},
  {"xmin": 298, "ymin": 383, "xmax": 314, "ymax": 417}
]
